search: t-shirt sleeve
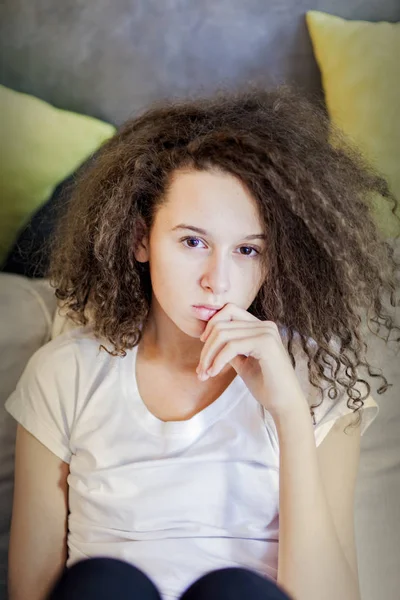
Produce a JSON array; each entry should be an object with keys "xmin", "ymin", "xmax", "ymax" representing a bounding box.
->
[
  {"xmin": 292, "ymin": 335, "xmax": 379, "ymax": 447},
  {"xmin": 4, "ymin": 340, "xmax": 78, "ymax": 463},
  {"xmin": 310, "ymin": 387, "xmax": 379, "ymax": 447}
]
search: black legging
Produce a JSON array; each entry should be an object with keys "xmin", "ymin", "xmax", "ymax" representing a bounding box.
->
[{"xmin": 47, "ymin": 557, "xmax": 294, "ymax": 600}]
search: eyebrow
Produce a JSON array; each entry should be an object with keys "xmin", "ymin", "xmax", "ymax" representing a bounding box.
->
[{"xmin": 172, "ymin": 224, "xmax": 267, "ymax": 241}]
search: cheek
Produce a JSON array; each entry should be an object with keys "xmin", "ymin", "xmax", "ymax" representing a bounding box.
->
[
  {"xmin": 235, "ymin": 262, "xmax": 264, "ymax": 294},
  {"xmin": 150, "ymin": 245, "xmax": 192, "ymax": 289}
]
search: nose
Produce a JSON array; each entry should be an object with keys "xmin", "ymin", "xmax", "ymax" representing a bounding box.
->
[{"xmin": 200, "ymin": 250, "xmax": 230, "ymax": 296}]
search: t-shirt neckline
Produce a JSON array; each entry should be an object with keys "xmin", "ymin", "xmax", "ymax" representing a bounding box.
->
[{"xmin": 121, "ymin": 344, "xmax": 248, "ymax": 438}]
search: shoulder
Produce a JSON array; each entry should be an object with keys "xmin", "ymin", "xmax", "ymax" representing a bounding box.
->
[
  {"xmin": 7, "ymin": 324, "xmax": 121, "ymax": 427},
  {"xmin": 32, "ymin": 324, "xmax": 110, "ymax": 361},
  {"xmin": 22, "ymin": 324, "xmax": 115, "ymax": 386}
]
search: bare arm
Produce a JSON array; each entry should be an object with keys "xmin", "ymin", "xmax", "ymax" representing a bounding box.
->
[
  {"xmin": 274, "ymin": 402, "xmax": 361, "ymax": 600},
  {"xmin": 8, "ymin": 424, "xmax": 69, "ymax": 600}
]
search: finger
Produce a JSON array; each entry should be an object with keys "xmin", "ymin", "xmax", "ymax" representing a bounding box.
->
[
  {"xmin": 199, "ymin": 320, "xmax": 276, "ymax": 374},
  {"xmin": 201, "ymin": 303, "xmax": 260, "ymax": 343},
  {"xmin": 200, "ymin": 320, "xmax": 265, "ymax": 344},
  {"xmin": 199, "ymin": 324, "xmax": 264, "ymax": 373},
  {"xmin": 198, "ymin": 327, "xmax": 249, "ymax": 376},
  {"xmin": 198, "ymin": 326, "xmax": 266, "ymax": 378},
  {"xmin": 208, "ymin": 334, "xmax": 266, "ymax": 377}
]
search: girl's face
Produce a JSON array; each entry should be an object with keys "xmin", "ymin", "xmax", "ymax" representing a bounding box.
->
[{"xmin": 135, "ymin": 168, "xmax": 267, "ymax": 338}]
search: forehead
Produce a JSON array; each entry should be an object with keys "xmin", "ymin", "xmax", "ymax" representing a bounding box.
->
[{"xmin": 157, "ymin": 168, "xmax": 263, "ymax": 233}]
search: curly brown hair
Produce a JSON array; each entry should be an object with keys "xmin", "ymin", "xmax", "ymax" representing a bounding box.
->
[{"xmin": 47, "ymin": 83, "xmax": 400, "ymax": 431}]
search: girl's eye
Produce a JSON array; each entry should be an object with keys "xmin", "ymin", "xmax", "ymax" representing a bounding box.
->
[
  {"xmin": 181, "ymin": 237, "xmax": 206, "ymax": 249},
  {"xmin": 238, "ymin": 246, "xmax": 259, "ymax": 257}
]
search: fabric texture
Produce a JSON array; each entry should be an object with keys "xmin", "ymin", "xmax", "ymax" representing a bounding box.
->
[
  {"xmin": 5, "ymin": 325, "xmax": 378, "ymax": 600},
  {"xmin": 0, "ymin": 84, "xmax": 115, "ymax": 265},
  {"xmin": 306, "ymin": 11, "xmax": 400, "ymax": 238}
]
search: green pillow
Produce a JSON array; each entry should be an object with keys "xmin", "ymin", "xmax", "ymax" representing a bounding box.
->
[
  {"xmin": 0, "ymin": 84, "xmax": 116, "ymax": 264},
  {"xmin": 306, "ymin": 11, "xmax": 400, "ymax": 238}
]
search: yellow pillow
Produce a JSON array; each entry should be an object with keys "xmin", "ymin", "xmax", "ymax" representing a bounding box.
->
[
  {"xmin": 0, "ymin": 85, "xmax": 116, "ymax": 264},
  {"xmin": 306, "ymin": 11, "xmax": 400, "ymax": 238}
]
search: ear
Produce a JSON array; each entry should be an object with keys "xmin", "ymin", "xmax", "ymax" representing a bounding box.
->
[{"xmin": 134, "ymin": 235, "xmax": 149, "ymax": 263}]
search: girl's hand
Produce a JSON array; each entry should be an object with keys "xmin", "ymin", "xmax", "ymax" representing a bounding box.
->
[{"xmin": 197, "ymin": 303, "xmax": 308, "ymax": 419}]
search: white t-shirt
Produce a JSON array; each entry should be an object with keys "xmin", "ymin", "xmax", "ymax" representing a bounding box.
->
[{"xmin": 5, "ymin": 325, "xmax": 379, "ymax": 600}]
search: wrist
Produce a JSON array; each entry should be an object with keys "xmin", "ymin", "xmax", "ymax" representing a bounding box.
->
[{"xmin": 269, "ymin": 398, "xmax": 312, "ymax": 433}]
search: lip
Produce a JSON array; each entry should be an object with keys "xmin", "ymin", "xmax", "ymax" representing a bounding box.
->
[
  {"xmin": 193, "ymin": 304, "xmax": 223, "ymax": 310},
  {"xmin": 192, "ymin": 304, "xmax": 223, "ymax": 322}
]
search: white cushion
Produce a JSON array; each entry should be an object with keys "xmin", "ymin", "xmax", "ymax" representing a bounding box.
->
[
  {"xmin": 0, "ymin": 274, "xmax": 57, "ymax": 596},
  {"xmin": 354, "ymin": 261, "xmax": 400, "ymax": 600}
]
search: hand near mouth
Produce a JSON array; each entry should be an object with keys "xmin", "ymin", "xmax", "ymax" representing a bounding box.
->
[{"xmin": 196, "ymin": 303, "xmax": 307, "ymax": 420}]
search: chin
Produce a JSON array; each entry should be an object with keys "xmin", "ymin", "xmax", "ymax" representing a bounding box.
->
[
  {"xmin": 186, "ymin": 322, "xmax": 206, "ymax": 339},
  {"xmin": 175, "ymin": 316, "xmax": 205, "ymax": 339}
]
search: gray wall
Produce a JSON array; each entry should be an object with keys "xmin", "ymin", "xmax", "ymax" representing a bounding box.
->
[{"xmin": 1, "ymin": 0, "xmax": 399, "ymax": 125}]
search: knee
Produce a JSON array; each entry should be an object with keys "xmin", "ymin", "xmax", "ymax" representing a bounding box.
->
[
  {"xmin": 202, "ymin": 566, "xmax": 259, "ymax": 583},
  {"xmin": 48, "ymin": 557, "xmax": 161, "ymax": 599},
  {"xmin": 57, "ymin": 557, "xmax": 142, "ymax": 583},
  {"xmin": 181, "ymin": 567, "xmax": 264, "ymax": 598}
]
